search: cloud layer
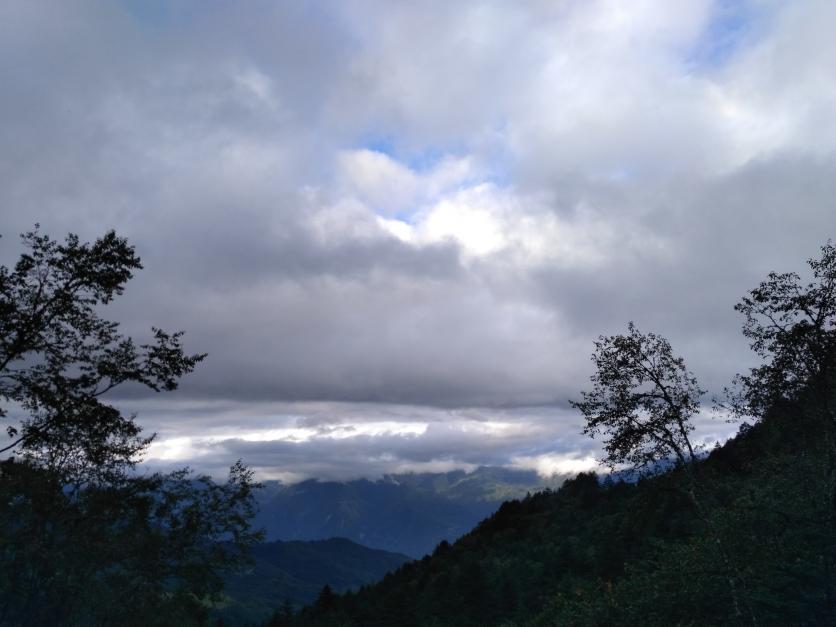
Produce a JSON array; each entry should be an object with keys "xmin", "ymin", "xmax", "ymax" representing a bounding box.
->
[{"xmin": 1, "ymin": 0, "xmax": 834, "ymax": 479}]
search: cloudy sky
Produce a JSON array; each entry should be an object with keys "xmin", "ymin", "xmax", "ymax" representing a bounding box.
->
[{"xmin": 1, "ymin": 0, "xmax": 834, "ymax": 481}]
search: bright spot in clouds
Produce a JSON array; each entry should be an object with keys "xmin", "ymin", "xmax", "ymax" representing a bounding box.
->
[{"xmin": 512, "ymin": 454, "xmax": 601, "ymax": 477}]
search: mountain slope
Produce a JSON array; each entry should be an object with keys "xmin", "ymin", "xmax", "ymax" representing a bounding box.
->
[
  {"xmin": 289, "ymin": 401, "xmax": 836, "ymax": 626},
  {"xmin": 217, "ymin": 538, "xmax": 410, "ymax": 625}
]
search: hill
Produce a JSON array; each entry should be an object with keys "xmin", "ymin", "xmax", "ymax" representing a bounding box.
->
[
  {"xmin": 286, "ymin": 398, "xmax": 835, "ymax": 626},
  {"xmin": 253, "ymin": 467, "xmax": 567, "ymax": 557},
  {"xmin": 216, "ymin": 538, "xmax": 411, "ymax": 625}
]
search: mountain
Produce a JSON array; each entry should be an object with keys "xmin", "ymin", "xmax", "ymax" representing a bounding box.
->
[
  {"xmin": 288, "ymin": 401, "xmax": 836, "ymax": 626},
  {"xmin": 216, "ymin": 538, "xmax": 410, "ymax": 625},
  {"xmin": 253, "ymin": 466, "xmax": 567, "ymax": 558}
]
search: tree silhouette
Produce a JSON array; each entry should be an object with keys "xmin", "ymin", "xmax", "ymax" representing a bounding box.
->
[
  {"xmin": 731, "ymin": 240, "xmax": 836, "ymax": 423},
  {"xmin": 315, "ymin": 584, "xmax": 337, "ymax": 612},
  {"xmin": 0, "ymin": 228, "xmax": 261, "ymax": 625},
  {"xmin": 572, "ymin": 322, "xmax": 757, "ymax": 624},
  {"xmin": 571, "ymin": 322, "xmax": 704, "ymax": 473}
]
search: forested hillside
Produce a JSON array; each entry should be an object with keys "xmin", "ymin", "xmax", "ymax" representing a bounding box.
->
[
  {"xmin": 285, "ymin": 391, "xmax": 832, "ymax": 625},
  {"xmin": 216, "ymin": 538, "xmax": 410, "ymax": 625}
]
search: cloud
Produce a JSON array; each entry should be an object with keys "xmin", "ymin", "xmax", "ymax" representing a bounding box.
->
[
  {"xmin": 0, "ymin": 0, "xmax": 833, "ymax": 479},
  {"xmin": 136, "ymin": 400, "xmax": 595, "ymax": 481}
]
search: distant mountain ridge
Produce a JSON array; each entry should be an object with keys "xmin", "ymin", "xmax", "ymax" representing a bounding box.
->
[{"xmin": 254, "ymin": 466, "xmax": 568, "ymax": 557}]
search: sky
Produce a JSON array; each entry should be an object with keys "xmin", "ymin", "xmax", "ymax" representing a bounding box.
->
[{"xmin": 1, "ymin": 0, "xmax": 835, "ymax": 482}]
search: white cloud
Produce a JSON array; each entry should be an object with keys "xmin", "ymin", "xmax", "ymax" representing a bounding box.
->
[
  {"xmin": 372, "ymin": 175, "xmax": 669, "ymax": 270},
  {"xmin": 511, "ymin": 453, "xmax": 601, "ymax": 478},
  {"xmin": 417, "ymin": 184, "xmax": 508, "ymax": 256}
]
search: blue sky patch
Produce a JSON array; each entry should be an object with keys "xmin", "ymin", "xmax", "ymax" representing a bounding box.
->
[{"xmin": 687, "ymin": 0, "xmax": 759, "ymax": 70}]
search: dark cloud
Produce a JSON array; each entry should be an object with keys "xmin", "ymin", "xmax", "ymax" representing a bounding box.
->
[{"xmin": 0, "ymin": 0, "xmax": 833, "ymax": 478}]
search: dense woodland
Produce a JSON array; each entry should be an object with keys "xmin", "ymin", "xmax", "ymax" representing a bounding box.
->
[{"xmin": 1, "ymin": 230, "xmax": 835, "ymax": 626}]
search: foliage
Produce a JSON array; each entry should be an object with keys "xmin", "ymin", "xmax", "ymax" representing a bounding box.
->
[
  {"xmin": 731, "ymin": 240, "xmax": 836, "ymax": 421},
  {"xmin": 570, "ymin": 322, "xmax": 704, "ymax": 472},
  {"xmin": 0, "ymin": 228, "xmax": 205, "ymax": 483},
  {"xmin": 0, "ymin": 228, "xmax": 261, "ymax": 626}
]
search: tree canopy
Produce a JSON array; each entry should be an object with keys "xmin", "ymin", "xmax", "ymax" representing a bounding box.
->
[
  {"xmin": 732, "ymin": 241, "xmax": 836, "ymax": 422},
  {"xmin": 0, "ymin": 228, "xmax": 261, "ymax": 626},
  {"xmin": 570, "ymin": 322, "xmax": 704, "ymax": 472}
]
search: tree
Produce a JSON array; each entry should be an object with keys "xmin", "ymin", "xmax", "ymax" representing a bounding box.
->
[
  {"xmin": 731, "ymin": 241, "xmax": 836, "ymax": 619},
  {"xmin": 572, "ymin": 323, "xmax": 758, "ymax": 624},
  {"xmin": 731, "ymin": 241, "xmax": 836, "ymax": 423},
  {"xmin": 265, "ymin": 599, "xmax": 295, "ymax": 627},
  {"xmin": 570, "ymin": 322, "xmax": 704, "ymax": 473},
  {"xmin": 315, "ymin": 584, "xmax": 337, "ymax": 612},
  {"xmin": 0, "ymin": 228, "xmax": 262, "ymax": 625},
  {"xmin": 0, "ymin": 228, "xmax": 206, "ymax": 484}
]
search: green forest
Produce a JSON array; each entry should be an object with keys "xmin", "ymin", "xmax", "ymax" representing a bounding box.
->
[{"xmin": 2, "ymin": 230, "xmax": 836, "ymax": 626}]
